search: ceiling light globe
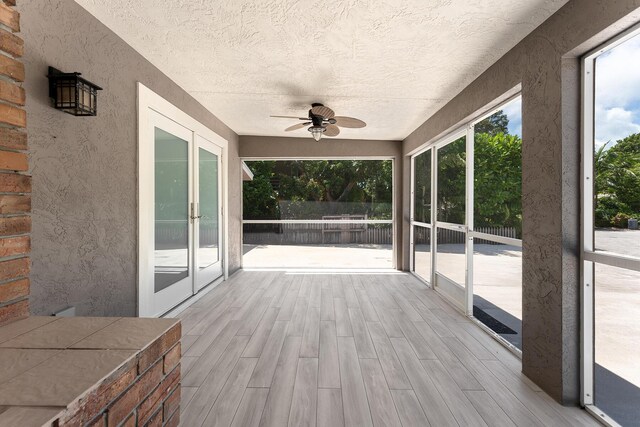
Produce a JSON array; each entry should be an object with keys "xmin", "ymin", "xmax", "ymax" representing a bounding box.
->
[{"xmin": 309, "ymin": 126, "xmax": 325, "ymax": 141}]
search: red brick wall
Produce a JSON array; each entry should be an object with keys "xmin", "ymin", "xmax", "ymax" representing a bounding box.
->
[
  {"xmin": 58, "ymin": 323, "xmax": 182, "ymax": 427},
  {"xmin": 0, "ymin": 0, "xmax": 29, "ymax": 324}
]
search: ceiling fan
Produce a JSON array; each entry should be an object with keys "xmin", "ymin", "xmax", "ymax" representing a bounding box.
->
[{"xmin": 271, "ymin": 103, "xmax": 366, "ymax": 141}]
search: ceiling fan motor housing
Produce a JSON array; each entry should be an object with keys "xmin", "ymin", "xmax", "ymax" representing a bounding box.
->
[{"xmin": 274, "ymin": 102, "xmax": 365, "ymax": 140}]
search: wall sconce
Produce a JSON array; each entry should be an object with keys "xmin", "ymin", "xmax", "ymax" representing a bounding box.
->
[{"xmin": 47, "ymin": 66, "xmax": 102, "ymax": 116}]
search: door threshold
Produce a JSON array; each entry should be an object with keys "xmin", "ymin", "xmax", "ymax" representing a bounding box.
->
[
  {"xmin": 161, "ymin": 275, "xmax": 226, "ymax": 318},
  {"xmin": 242, "ymin": 267, "xmax": 402, "ymax": 274}
]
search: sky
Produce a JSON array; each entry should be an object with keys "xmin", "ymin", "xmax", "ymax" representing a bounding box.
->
[
  {"xmin": 595, "ymin": 33, "xmax": 640, "ymax": 148},
  {"xmin": 487, "ymin": 32, "xmax": 640, "ymax": 146},
  {"xmin": 502, "ymin": 97, "xmax": 522, "ymax": 138}
]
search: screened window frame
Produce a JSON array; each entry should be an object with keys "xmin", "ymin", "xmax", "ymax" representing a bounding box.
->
[
  {"xmin": 240, "ymin": 156, "xmax": 396, "ymax": 269},
  {"xmin": 580, "ymin": 22, "xmax": 640, "ymax": 426},
  {"xmin": 409, "ymin": 91, "xmax": 524, "ymax": 356}
]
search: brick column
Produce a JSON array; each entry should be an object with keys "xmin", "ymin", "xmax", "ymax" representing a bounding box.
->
[{"xmin": 0, "ymin": 0, "xmax": 29, "ymax": 324}]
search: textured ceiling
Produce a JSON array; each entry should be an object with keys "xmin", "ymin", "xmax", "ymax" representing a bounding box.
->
[{"xmin": 74, "ymin": 0, "xmax": 568, "ymax": 140}]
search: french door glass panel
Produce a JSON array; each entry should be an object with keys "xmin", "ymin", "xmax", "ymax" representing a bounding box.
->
[
  {"xmin": 195, "ymin": 138, "xmax": 223, "ymax": 289},
  {"xmin": 198, "ymin": 148, "xmax": 219, "ymax": 270},
  {"xmin": 147, "ymin": 112, "xmax": 194, "ymax": 317},
  {"xmin": 154, "ymin": 128, "xmax": 190, "ymax": 292}
]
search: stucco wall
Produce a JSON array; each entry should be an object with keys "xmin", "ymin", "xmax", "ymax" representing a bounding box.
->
[
  {"xmin": 20, "ymin": 0, "xmax": 241, "ymax": 317},
  {"xmin": 401, "ymin": 0, "xmax": 640, "ymax": 404},
  {"xmin": 240, "ymin": 136, "xmax": 403, "ymax": 269}
]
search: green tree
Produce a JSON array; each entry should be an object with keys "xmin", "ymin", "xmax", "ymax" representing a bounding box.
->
[
  {"xmin": 242, "ymin": 161, "xmax": 278, "ymax": 220},
  {"xmin": 594, "ymin": 133, "xmax": 640, "ymax": 227},
  {"xmin": 474, "ymin": 110, "xmax": 509, "ymax": 136},
  {"xmin": 242, "ymin": 160, "xmax": 393, "ymax": 220},
  {"xmin": 474, "ymin": 132, "xmax": 522, "ymax": 233},
  {"xmin": 436, "ymin": 137, "xmax": 466, "ymax": 224}
]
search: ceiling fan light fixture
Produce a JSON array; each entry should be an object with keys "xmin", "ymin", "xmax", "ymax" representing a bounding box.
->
[{"xmin": 308, "ymin": 125, "xmax": 325, "ymax": 141}]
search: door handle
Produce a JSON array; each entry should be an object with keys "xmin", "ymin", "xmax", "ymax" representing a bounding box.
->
[{"xmin": 190, "ymin": 203, "xmax": 201, "ymax": 221}]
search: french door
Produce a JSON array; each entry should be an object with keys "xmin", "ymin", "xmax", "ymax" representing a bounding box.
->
[
  {"xmin": 140, "ymin": 110, "xmax": 223, "ymax": 316},
  {"xmin": 195, "ymin": 135, "xmax": 223, "ymax": 290}
]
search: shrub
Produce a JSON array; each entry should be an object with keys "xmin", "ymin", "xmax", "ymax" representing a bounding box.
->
[{"xmin": 612, "ymin": 213, "xmax": 631, "ymax": 228}]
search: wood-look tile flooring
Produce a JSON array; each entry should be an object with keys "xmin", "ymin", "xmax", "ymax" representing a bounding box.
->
[{"xmin": 176, "ymin": 270, "xmax": 598, "ymax": 427}]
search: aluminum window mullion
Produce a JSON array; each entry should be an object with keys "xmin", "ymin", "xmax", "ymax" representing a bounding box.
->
[
  {"xmin": 435, "ymin": 221, "xmax": 467, "ymax": 231},
  {"xmin": 411, "ymin": 221, "xmax": 432, "ymax": 228},
  {"xmin": 242, "ymin": 219, "xmax": 393, "ymax": 224},
  {"xmin": 431, "ymin": 146, "xmax": 438, "ymax": 287},
  {"xmin": 410, "ymin": 155, "xmax": 416, "ymax": 273},
  {"xmin": 465, "ymin": 125, "xmax": 475, "ymax": 315},
  {"xmin": 581, "ymin": 45, "xmax": 596, "ymax": 409},
  {"xmin": 584, "ymin": 251, "xmax": 640, "ymax": 273},
  {"xmin": 468, "ymin": 231, "xmax": 522, "ymax": 248}
]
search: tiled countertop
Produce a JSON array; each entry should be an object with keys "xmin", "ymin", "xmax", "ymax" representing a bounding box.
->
[{"xmin": 0, "ymin": 316, "xmax": 179, "ymax": 426}]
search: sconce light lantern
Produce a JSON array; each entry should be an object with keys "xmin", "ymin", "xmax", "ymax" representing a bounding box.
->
[{"xmin": 47, "ymin": 66, "xmax": 103, "ymax": 116}]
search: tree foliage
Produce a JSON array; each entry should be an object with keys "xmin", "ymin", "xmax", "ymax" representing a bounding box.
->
[
  {"xmin": 474, "ymin": 132, "xmax": 522, "ymax": 232},
  {"xmin": 435, "ymin": 110, "xmax": 523, "ymax": 235},
  {"xmin": 594, "ymin": 133, "xmax": 640, "ymax": 227},
  {"xmin": 242, "ymin": 160, "xmax": 393, "ymax": 220},
  {"xmin": 474, "ymin": 110, "xmax": 509, "ymax": 136},
  {"xmin": 436, "ymin": 137, "xmax": 467, "ymax": 224}
]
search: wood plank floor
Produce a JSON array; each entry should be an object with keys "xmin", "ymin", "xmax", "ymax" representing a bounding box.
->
[{"xmin": 176, "ymin": 270, "xmax": 598, "ymax": 427}]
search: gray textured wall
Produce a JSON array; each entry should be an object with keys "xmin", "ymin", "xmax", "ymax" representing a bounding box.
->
[
  {"xmin": 240, "ymin": 136, "xmax": 403, "ymax": 269},
  {"xmin": 402, "ymin": 0, "xmax": 640, "ymax": 404},
  {"xmin": 20, "ymin": 0, "xmax": 242, "ymax": 317}
]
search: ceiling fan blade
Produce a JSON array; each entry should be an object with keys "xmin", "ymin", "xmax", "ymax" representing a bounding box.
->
[
  {"xmin": 311, "ymin": 105, "xmax": 335, "ymax": 119},
  {"xmin": 285, "ymin": 123, "xmax": 310, "ymax": 132},
  {"xmin": 324, "ymin": 124, "xmax": 340, "ymax": 137},
  {"xmin": 334, "ymin": 116, "xmax": 366, "ymax": 128},
  {"xmin": 271, "ymin": 115, "xmax": 309, "ymax": 120}
]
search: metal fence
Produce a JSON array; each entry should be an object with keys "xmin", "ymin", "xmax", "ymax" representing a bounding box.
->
[{"xmin": 243, "ymin": 222, "xmax": 392, "ymax": 245}]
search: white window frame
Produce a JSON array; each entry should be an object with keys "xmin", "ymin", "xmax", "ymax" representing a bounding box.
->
[
  {"xmin": 409, "ymin": 147, "xmax": 433, "ymax": 285},
  {"xmin": 581, "ymin": 23, "xmax": 640, "ymax": 426},
  {"xmin": 409, "ymin": 92, "xmax": 524, "ymax": 356},
  {"xmin": 137, "ymin": 82, "xmax": 229, "ymax": 317},
  {"xmin": 240, "ymin": 156, "xmax": 396, "ymax": 270}
]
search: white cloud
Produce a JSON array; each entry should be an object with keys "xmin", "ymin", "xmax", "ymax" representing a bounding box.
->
[
  {"xmin": 595, "ymin": 34, "xmax": 640, "ymax": 109},
  {"xmin": 594, "ymin": 33, "xmax": 640, "ymax": 146},
  {"xmin": 595, "ymin": 106, "xmax": 640, "ymax": 147}
]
